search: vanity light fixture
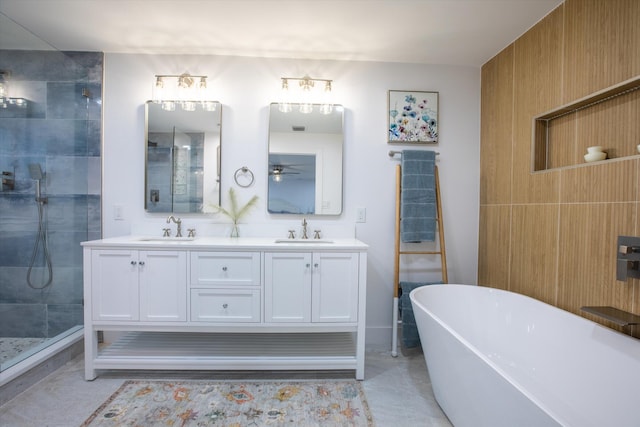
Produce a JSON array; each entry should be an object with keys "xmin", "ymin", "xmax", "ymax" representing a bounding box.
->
[
  {"xmin": 278, "ymin": 75, "xmax": 333, "ymax": 114},
  {"xmin": 152, "ymin": 73, "xmax": 215, "ymax": 112}
]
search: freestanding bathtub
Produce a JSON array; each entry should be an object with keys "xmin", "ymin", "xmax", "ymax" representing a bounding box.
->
[{"xmin": 410, "ymin": 284, "xmax": 640, "ymax": 427}]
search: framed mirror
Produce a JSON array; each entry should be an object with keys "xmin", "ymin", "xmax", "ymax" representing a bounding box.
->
[
  {"xmin": 145, "ymin": 101, "xmax": 221, "ymax": 213},
  {"xmin": 267, "ymin": 103, "xmax": 343, "ymax": 215}
]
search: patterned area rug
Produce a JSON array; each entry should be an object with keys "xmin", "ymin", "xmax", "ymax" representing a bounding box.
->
[{"xmin": 82, "ymin": 379, "xmax": 374, "ymax": 426}]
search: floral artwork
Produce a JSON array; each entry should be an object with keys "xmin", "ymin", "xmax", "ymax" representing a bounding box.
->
[{"xmin": 388, "ymin": 90, "xmax": 438, "ymax": 143}]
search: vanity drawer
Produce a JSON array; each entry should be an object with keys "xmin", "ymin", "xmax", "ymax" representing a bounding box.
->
[
  {"xmin": 190, "ymin": 251, "xmax": 261, "ymax": 287},
  {"xmin": 190, "ymin": 289, "xmax": 260, "ymax": 322}
]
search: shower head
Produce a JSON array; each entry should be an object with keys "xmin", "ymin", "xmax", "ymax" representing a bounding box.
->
[{"xmin": 28, "ymin": 163, "xmax": 43, "ymax": 180}]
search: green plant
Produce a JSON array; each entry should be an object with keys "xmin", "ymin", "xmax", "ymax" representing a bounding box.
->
[{"xmin": 210, "ymin": 188, "xmax": 258, "ymax": 236}]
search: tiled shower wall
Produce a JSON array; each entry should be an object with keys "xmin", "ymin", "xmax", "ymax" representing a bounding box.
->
[{"xmin": 0, "ymin": 50, "xmax": 102, "ymax": 338}]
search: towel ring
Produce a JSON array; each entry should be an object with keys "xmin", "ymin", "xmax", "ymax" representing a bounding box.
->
[{"xmin": 234, "ymin": 166, "xmax": 255, "ymax": 188}]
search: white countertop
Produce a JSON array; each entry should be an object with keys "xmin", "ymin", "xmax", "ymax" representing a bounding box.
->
[{"xmin": 81, "ymin": 235, "xmax": 369, "ymax": 251}]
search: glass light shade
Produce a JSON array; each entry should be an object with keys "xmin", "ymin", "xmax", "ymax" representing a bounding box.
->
[
  {"xmin": 181, "ymin": 101, "xmax": 197, "ymax": 111},
  {"xmin": 319, "ymin": 103, "xmax": 333, "ymax": 115},
  {"xmin": 161, "ymin": 101, "xmax": 176, "ymax": 111},
  {"xmin": 202, "ymin": 101, "xmax": 217, "ymax": 111},
  {"xmin": 278, "ymin": 102, "xmax": 292, "ymax": 113},
  {"xmin": 278, "ymin": 78, "xmax": 292, "ymax": 113},
  {"xmin": 299, "ymin": 103, "xmax": 313, "ymax": 114},
  {"xmin": 318, "ymin": 80, "xmax": 332, "ymax": 114},
  {"xmin": 152, "ymin": 77, "xmax": 164, "ymax": 103}
]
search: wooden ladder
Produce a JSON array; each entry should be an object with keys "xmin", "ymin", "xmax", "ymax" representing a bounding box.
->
[{"xmin": 391, "ymin": 163, "xmax": 447, "ymax": 356}]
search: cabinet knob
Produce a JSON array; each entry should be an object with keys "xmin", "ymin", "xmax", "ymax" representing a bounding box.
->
[
  {"xmin": 138, "ymin": 261, "xmax": 145, "ymax": 266},
  {"xmin": 130, "ymin": 260, "xmax": 137, "ymax": 265},
  {"xmin": 222, "ymin": 303, "xmax": 228, "ymax": 309},
  {"xmin": 314, "ymin": 263, "xmax": 319, "ymax": 268},
  {"xmin": 222, "ymin": 266, "xmax": 228, "ymax": 272},
  {"xmin": 306, "ymin": 263, "xmax": 310, "ymax": 268}
]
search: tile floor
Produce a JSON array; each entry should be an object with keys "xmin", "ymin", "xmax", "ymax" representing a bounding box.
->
[
  {"xmin": 0, "ymin": 348, "xmax": 453, "ymax": 426},
  {"xmin": 0, "ymin": 338, "xmax": 48, "ymax": 365}
]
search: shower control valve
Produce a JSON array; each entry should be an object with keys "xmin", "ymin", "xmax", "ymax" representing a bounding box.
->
[{"xmin": 619, "ymin": 245, "xmax": 640, "ymax": 255}]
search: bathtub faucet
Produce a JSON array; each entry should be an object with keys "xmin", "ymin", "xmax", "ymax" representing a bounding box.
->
[{"xmin": 166, "ymin": 215, "xmax": 182, "ymax": 237}]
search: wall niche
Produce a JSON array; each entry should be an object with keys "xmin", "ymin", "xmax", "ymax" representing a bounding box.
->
[{"xmin": 532, "ymin": 75, "xmax": 640, "ymax": 172}]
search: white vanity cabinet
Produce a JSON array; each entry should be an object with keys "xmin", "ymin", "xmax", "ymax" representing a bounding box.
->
[
  {"xmin": 82, "ymin": 237, "xmax": 367, "ymax": 381},
  {"xmin": 90, "ymin": 249, "xmax": 187, "ymax": 322},
  {"xmin": 265, "ymin": 252, "xmax": 359, "ymax": 323}
]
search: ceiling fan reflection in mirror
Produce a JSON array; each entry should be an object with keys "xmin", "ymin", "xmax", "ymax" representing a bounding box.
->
[{"xmin": 269, "ymin": 165, "xmax": 300, "ymax": 182}]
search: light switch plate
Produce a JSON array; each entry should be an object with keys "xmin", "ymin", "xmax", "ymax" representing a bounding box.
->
[
  {"xmin": 113, "ymin": 204, "xmax": 124, "ymax": 220},
  {"xmin": 356, "ymin": 207, "xmax": 366, "ymax": 223}
]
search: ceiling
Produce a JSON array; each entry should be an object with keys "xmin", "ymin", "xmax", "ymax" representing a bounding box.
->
[{"xmin": 0, "ymin": 0, "xmax": 562, "ymax": 67}]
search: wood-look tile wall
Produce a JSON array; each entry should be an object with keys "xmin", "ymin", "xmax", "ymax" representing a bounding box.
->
[{"xmin": 479, "ymin": 0, "xmax": 640, "ymax": 337}]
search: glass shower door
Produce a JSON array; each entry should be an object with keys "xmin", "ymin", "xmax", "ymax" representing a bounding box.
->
[{"xmin": 0, "ymin": 47, "xmax": 102, "ymax": 372}]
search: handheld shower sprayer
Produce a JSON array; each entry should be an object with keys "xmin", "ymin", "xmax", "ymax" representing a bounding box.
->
[
  {"xmin": 28, "ymin": 163, "xmax": 46, "ymax": 204},
  {"xmin": 27, "ymin": 162, "xmax": 52, "ymax": 289}
]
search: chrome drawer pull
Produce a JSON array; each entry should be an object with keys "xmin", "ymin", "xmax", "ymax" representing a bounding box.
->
[
  {"xmin": 222, "ymin": 303, "xmax": 228, "ymax": 309},
  {"xmin": 222, "ymin": 266, "xmax": 228, "ymax": 271}
]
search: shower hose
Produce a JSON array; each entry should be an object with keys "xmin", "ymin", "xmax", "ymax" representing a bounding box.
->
[{"xmin": 27, "ymin": 199, "xmax": 53, "ymax": 289}]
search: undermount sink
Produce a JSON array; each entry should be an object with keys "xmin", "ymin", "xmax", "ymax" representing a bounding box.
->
[
  {"xmin": 138, "ymin": 237, "xmax": 195, "ymax": 242},
  {"xmin": 274, "ymin": 239, "xmax": 333, "ymax": 244}
]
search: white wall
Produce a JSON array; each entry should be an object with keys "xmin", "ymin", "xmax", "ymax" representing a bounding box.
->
[{"xmin": 103, "ymin": 53, "xmax": 480, "ymax": 348}]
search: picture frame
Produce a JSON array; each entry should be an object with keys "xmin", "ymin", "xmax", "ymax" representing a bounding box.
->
[{"xmin": 388, "ymin": 90, "xmax": 439, "ymax": 144}]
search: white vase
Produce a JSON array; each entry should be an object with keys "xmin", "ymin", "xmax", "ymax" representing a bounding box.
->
[
  {"xmin": 587, "ymin": 146, "xmax": 603, "ymax": 154},
  {"xmin": 584, "ymin": 152, "xmax": 607, "ymax": 162}
]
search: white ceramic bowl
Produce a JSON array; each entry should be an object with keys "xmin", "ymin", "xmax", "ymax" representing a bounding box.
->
[
  {"xmin": 584, "ymin": 152, "xmax": 607, "ymax": 162},
  {"xmin": 587, "ymin": 146, "xmax": 604, "ymax": 154}
]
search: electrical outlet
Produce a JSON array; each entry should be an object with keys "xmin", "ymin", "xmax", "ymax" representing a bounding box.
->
[{"xmin": 356, "ymin": 207, "xmax": 366, "ymax": 223}]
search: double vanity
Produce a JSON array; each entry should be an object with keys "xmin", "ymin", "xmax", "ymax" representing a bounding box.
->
[
  {"xmin": 82, "ymin": 236, "xmax": 367, "ymax": 380},
  {"xmin": 88, "ymin": 100, "xmax": 361, "ymax": 379}
]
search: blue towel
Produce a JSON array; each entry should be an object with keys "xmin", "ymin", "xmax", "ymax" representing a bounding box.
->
[
  {"xmin": 401, "ymin": 150, "xmax": 436, "ymax": 242},
  {"xmin": 399, "ymin": 281, "xmax": 442, "ymax": 348}
]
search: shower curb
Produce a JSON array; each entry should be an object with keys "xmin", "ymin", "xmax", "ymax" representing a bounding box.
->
[{"xmin": 0, "ymin": 329, "xmax": 83, "ymax": 406}]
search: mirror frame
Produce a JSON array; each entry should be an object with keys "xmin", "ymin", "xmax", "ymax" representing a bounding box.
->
[
  {"xmin": 144, "ymin": 100, "xmax": 222, "ymax": 213},
  {"xmin": 267, "ymin": 103, "xmax": 344, "ymax": 215}
]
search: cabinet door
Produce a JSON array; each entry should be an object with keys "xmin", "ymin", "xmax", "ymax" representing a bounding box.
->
[
  {"xmin": 264, "ymin": 252, "xmax": 312, "ymax": 322},
  {"xmin": 91, "ymin": 250, "xmax": 139, "ymax": 321},
  {"xmin": 139, "ymin": 250, "xmax": 187, "ymax": 321},
  {"xmin": 312, "ymin": 252, "xmax": 359, "ymax": 323}
]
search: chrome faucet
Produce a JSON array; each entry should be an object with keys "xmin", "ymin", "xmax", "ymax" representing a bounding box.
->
[
  {"xmin": 166, "ymin": 215, "xmax": 182, "ymax": 237},
  {"xmin": 301, "ymin": 218, "xmax": 309, "ymax": 239}
]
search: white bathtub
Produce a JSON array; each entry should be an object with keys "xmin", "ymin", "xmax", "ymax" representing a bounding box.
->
[{"xmin": 410, "ymin": 284, "xmax": 640, "ymax": 427}]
